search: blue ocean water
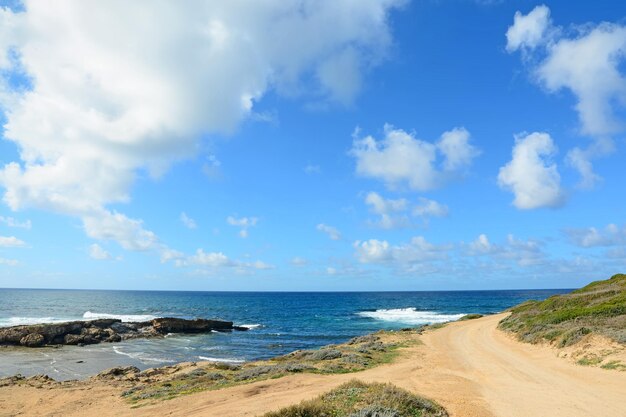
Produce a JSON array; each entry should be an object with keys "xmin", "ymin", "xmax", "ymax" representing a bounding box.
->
[{"xmin": 0, "ymin": 288, "xmax": 569, "ymax": 380}]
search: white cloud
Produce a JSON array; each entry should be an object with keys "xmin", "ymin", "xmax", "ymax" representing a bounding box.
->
[
  {"xmin": 227, "ymin": 215, "xmax": 258, "ymax": 238},
  {"xmin": 176, "ymin": 248, "xmax": 272, "ymax": 272},
  {"xmin": 498, "ymin": 132, "xmax": 564, "ymax": 210},
  {"xmin": 0, "ymin": 235, "xmax": 26, "ymax": 247},
  {"xmin": 83, "ymin": 210, "xmax": 159, "ymax": 252},
  {"xmin": 505, "ymin": 5, "xmax": 551, "ymax": 52},
  {"xmin": 0, "ymin": 257, "xmax": 18, "ymax": 266},
  {"xmin": 507, "ymin": 5, "xmax": 626, "ymax": 186},
  {"xmin": 291, "ymin": 256, "xmax": 308, "ymax": 266},
  {"xmin": 317, "ymin": 223, "xmax": 341, "ymax": 240},
  {"xmin": 566, "ymin": 224, "xmax": 626, "ymax": 248},
  {"xmin": 412, "ymin": 197, "xmax": 449, "ymax": 218},
  {"xmin": 354, "ymin": 239, "xmax": 392, "ymax": 263},
  {"xmin": 0, "ymin": 1, "xmax": 404, "ymax": 254},
  {"xmin": 364, "ymin": 191, "xmax": 408, "ymax": 229},
  {"xmin": 180, "ymin": 212, "xmax": 197, "ymax": 229},
  {"xmin": 468, "ymin": 233, "xmax": 492, "ymax": 254},
  {"xmin": 537, "ymin": 24, "xmax": 626, "ymax": 138},
  {"xmin": 364, "ymin": 192, "xmax": 448, "ymax": 229},
  {"xmin": 467, "ymin": 233, "xmax": 545, "ymax": 266},
  {"xmin": 180, "ymin": 249, "xmax": 235, "ymax": 268},
  {"xmin": 304, "ymin": 164, "xmax": 321, "ymax": 175},
  {"xmin": 88, "ymin": 243, "xmax": 112, "ymax": 261},
  {"xmin": 351, "ymin": 125, "xmax": 479, "ymax": 191},
  {"xmin": 437, "ymin": 127, "xmax": 481, "ymax": 171},
  {"xmin": 354, "ymin": 236, "xmax": 449, "ymax": 265},
  {"xmin": 0, "ymin": 216, "xmax": 31, "ymax": 229}
]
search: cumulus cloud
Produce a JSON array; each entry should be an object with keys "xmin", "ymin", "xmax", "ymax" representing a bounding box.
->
[
  {"xmin": 351, "ymin": 125, "xmax": 479, "ymax": 191},
  {"xmin": 505, "ymin": 5, "xmax": 551, "ymax": 52},
  {"xmin": 364, "ymin": 191, "xmax": 408, "ymax": 229},
  {"xmin": 317, "ymin": 223, "xmax": 341, "ymax": 241},
  {"xmin": 354, "ymin": 236, "xmax": 449, "ymax": 265},
  {"xmin": 0, "ymin": 215, "xmax": 31, "ymax": 229},
  {"xmin": 0, "ymin": 235, "xmax": 26, "ymax": 247},
  {"xmin": 565, "ymin": 224, "xmax": 626, "ymax": 248},
  {"xmin": 227, "ymin": 215, "xmax": 258, "ymax": 238},
  {"xmin": 507, "ymin": 5, "xmax": 626, "ymax": 186},
  {"xmin": 89, "ymin": 243, "xmax": 113, "ymax": 261},
  {"xmin": 0, "ymin": 1, "xmax": 404, "ymax": 256},
  {"xmin": 364, "ymin": 192, "xmax": 448, "ymax": 229},
  {"xmin": 176, "ymin": 248, "xmax": 273, "ymax": 272},
  {"xmin": 467, "ymin": 233, "xmax": 545, "ymax": 266},
  {"xmin": 412, "ymin": 197, "xmax": 449, "ymax": 219},
  {"xmin": 498, "ymin": 132, "xmax": 564, "ymax": 210},
  {"xmin": 180, "ymin": 212, "xmax": 197, "ymax": 230}
]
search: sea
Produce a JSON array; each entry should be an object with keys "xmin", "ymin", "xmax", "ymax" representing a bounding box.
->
[{"xmin": 0, "ymin": 288, "xmax": 569, "ymax": 380}]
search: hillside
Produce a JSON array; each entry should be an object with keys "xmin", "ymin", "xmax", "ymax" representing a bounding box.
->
[{"xmin": 499, "ymin": 273, "xmax": 626, "ymax": 368}]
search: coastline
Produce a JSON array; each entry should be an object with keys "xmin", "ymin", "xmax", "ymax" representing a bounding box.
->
[{"xmin": 2, "ymin": 313, "xmax": 625, "ymax": 417}]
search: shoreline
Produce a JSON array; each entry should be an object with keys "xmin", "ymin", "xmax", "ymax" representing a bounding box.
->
[{"xmin": 2, "ymin": 313, "xmax": 625, "ymax": 417}]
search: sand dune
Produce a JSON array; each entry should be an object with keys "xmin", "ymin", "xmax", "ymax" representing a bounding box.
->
[{"xmin": 1, "ymin": 313, "xmax": 625, "ymax": 417}]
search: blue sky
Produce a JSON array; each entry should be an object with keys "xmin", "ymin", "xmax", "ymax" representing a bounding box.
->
[{"xmin": 0, "ymin": 0, "xmax": 624, "ymax": 291}]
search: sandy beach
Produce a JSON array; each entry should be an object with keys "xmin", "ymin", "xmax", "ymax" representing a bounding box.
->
[{"xmin": 1, "ymin": 313, "xmax": 625, "ymax": 417}]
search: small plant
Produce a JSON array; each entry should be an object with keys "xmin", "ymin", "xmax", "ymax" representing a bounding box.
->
[{"xmin": 263, "ymin": 380, "xmax": 448, "ymax": 417}]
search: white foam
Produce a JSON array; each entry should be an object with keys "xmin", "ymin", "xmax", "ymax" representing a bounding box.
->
[
  {"xmin": 357, "ymin": 308, "xmax": 465, "ymax": 325},
  {"xmin": 112, "ymin": 346, "xmax": 175, "ymax": 364},
  {"xmin": 198, "ymin": 356, "xmax": 245, "ymax": 363},
  {"xmin": 0, "ymin": 317, "xmax": 70, "ymax": 327},
  {"xmin": 83, "ymin": 311, "xmax": 158, "ymax": 322},
  {"xmin": 238, "ymin": 323, "xmax": 262, "ymax": 329}
]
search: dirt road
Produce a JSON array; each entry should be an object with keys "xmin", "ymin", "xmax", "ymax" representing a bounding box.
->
[{"xmin": 2, "ymin": 313, "xmax": 625, "ymax": 417}]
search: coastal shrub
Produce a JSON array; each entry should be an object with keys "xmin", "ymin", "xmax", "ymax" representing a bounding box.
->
[
  {"xmin": 234, "ymin": 365, "xmax": 277, "ymax": 381},
  {"xmin": 349, "ymin": 406, "xmax": 400, "ymax": 417},
  {"xmin": 311, "ymin": 348, "xmax": 343, "ymax": 361},
  {"xmin": 499, "ymin": 273, "xmax": 626, "ymax": 353},
  {"xmin": 341, "ymin": 353, "xmax": 369, "ymax": 366},
  {"xmin": 263, "ymin": 380, "xmax": 448, "ymax": 417},
  {"xmin": 213, "ymin": 362, "xmax": 240, "ymax": 371},
  {"xmin": 459, "ymin": 314, "xmax": 483, "ymax": 321},
  {"xmin": 349, "ymin": 335, "xmax": 380, "ymax": 345},
  {"xmin": 558, "ymin": 327, "xmax": 591, "ymax": 348}
]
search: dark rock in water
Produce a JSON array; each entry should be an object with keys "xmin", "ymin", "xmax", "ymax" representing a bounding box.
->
[
  {"xmin": 0, "ymin": 317, "xmax": 247, "ymax": 348},
  {"xmin": 151, "ymin": 317, "xmax": 234, "ymax": 334}
]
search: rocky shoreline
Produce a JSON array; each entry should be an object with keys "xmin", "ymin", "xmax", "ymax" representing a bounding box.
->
[{"xmin": 0, "ymin": 317, "xmax": 248, "ymax": 348}]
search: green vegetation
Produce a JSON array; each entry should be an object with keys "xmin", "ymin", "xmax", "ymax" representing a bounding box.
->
[
  {"xmin": 123, "ymin": 331, "xmax": 421, "ymax": 405},
  {"xmin": 458, "ymin": 314, "xmax": 483, "ymax": 321},
  {"xmin": 263, "ymin": 380, "xmax": 448, "ymax": 417},
  {"xmin": 499, "ymin": 274, "xmax": 626, "ymax": 347}
]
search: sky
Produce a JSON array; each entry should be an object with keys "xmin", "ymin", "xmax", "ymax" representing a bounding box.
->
[{"xmin": 0, "ymin": 0, "xmax": 624, "ymax": 291}]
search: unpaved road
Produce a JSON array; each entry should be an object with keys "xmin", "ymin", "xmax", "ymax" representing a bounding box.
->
[{"xmin": 2, "ymin": 313, "xmax": 625, "ymax": 417}]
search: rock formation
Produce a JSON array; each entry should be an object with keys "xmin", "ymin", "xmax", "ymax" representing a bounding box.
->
[{"xmin": 0, "ymin": 317, "xmax": 247, "ymax": 348}]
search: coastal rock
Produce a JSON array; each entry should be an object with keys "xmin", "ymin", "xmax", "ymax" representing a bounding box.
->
[
  {"xmin": 151, "ymin": 318, "xmax": 235, "ymax": 334},
  {"xmin": 19, "ymin": 333, "xmax": 45, "ymax": 347},
  {"xmin": 0, "ymin": 317, "xmax": 247, "ymax": 348},
  {"xmin": 95, "ymin": 366, "xmax": 141, "ymax": 380}
]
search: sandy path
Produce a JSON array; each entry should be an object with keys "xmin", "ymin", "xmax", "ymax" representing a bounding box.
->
[{"xmin": 2, "ymin": 313, "xmax": 625, "ymax": 417}]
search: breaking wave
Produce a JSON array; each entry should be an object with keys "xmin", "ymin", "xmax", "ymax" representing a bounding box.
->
[
  {"xmin": 83, "ymin": 311, "xmax": 159, "ymax": 322},
  {"xmin": 198, "ymin": 356, "xmax": 245, "ymax": 363},
  {"xmin": 357, "ymin": 308, "xmax": 465, "ymax": 325}
]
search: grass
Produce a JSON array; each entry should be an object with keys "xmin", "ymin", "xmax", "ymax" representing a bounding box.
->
[
  {"xmin": 458, "ymin": 314, "xmax": 483, "ymax": 321},
  {"xmin": 122, "ymin": 330, "xmax": 421, "ymax": 405},
  {"xmin": 499, "ymin": 273, "xmax": 626, "ymax": 347},
  {"xmin": 262, "ymin": 380, "xmax": 448, "ymax": 417}
]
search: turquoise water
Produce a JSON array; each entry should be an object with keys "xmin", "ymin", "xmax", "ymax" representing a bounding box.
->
[{"xmin": 0, "ymin": 288, "xmax": 568, "ymax": 379}]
